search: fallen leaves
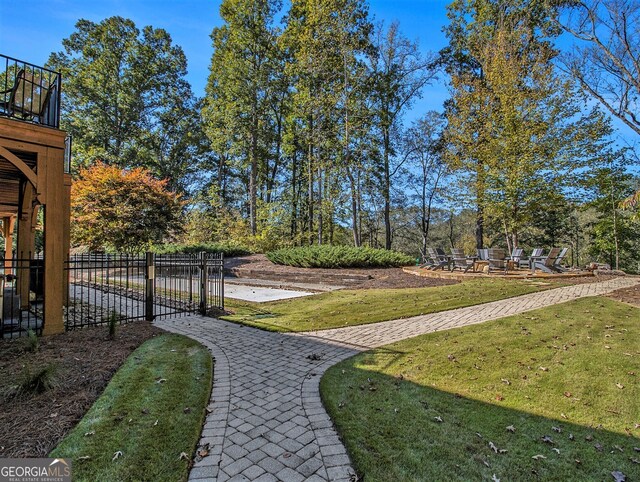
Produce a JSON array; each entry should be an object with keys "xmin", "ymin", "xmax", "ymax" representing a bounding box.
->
[
  {"xmin": 616, "ymin": 383, "xmax": 625, "ymax": 389},
  {"xmin": 179, "ymin": 452, "xmax": 189, "ymax": 461},
  {"xmin": 532, "ymin": 454, "xmax": 546, "ymax": 460},
  {"xmin": 112, "ymin": 451, "xmax": 123, "ymax": 461},
  {"xmin": 506, "ymin": 425, "xmax": 516, "ymax": 433}
]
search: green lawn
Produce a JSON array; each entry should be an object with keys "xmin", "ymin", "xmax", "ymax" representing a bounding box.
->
[
  {"xmin": 50, "ymin": 334, "xmax": 212, "ymax": 482},
  {"xmin": 321, "ymin": 297, "xmax": 640, "ymax": 481},
  {"xmin": 222, "ymin": 278, "xmax": 566, "ymax": 332}
]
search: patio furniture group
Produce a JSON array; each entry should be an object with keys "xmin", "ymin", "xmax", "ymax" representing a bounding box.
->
[{"xmin": 421, "ymin": 247, "xmax": 570, "ymax": 274}]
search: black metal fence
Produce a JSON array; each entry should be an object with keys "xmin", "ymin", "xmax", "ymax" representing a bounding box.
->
[
  {"xmin": 0, "ymin": 54, "xmax": 61, "ymax": 128},
  {"xmin": 1, "ymin": 256, "xmax": 44, "ymax": 338},
  {"xmin": 65, "ymin": 252, "xmax": 224, "ymax": 330}
]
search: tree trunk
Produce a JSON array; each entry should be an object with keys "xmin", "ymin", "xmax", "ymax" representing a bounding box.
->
[
  {"xmin": 307, "ymin": 117, "xmax": 314, "ymax": 245},
  {"xmin": 383, "ymin": 132, "xmax": 392, "ymax": 250},
  {"xmin": 249, "ymin": 100, "xmax": 259, "ymax": 236},
  {"xmin": 346, "ymin": 167, "xmax": 361, "ymax": 246},
  {"xmin": 317, "ymin": 163, "xmax": 323, "ymax": 245},
  {"xmin": 475, "ymin": 205, "xmax": 484, "ymax": 249}
]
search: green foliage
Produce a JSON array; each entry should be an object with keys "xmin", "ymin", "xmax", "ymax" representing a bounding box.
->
[
  {"xmin": 17, "ymin": 364, "xmax": 57, "ymax": 395},
  {"xmin": 24, "ymin": 329, "xmax": 39, "ymax": 353},
  {"xmin": 47, "ymin": 16, "xmax": 202, "ymax": 186},
  {"xmin": 107, "ymin": 312, "xmax": 118, "ymax": 340},
  {"xmin": 153, "ymin": 242, "xmax": 250, "ymax": 257},
  {"xmin": 322, "ymin": 297, "xmax": 640, "ymax": 481},
  {"xmin": 266, "ymin": 245, "xmax": 413, "ymax": 268},
  {"xmin": 50, "ymin": 334, "xmax": 212, "ymax": 482}
]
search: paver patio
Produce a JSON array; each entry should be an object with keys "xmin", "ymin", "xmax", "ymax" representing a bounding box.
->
[{"xmin": 155, "ymin": 276, "xmax": 639, "ymax": 481}]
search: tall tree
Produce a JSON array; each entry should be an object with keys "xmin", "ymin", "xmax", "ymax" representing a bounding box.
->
[
  {"xmin": 554, "ymin": 0, "xmax": 640, "ymax": 136},
  {"xmin": 284, "ymin": 0, "xmax": 372, "ymax": 245},
  {"xmin": 71, "ymin": 163, "xmax": 183, "ymax": 252},
  {"xmin": 403, "ymin": 111, "xmax": 447, "ymax": 257},
  {"xmin": 48, "ymin": 16, "xmax": 196, "ymax": 182},
  {"xmin": 368, "ymin": 22, "xmax": 435, "ymax": 249},
  {"xmin": 204, "ymin": 0, "xmax": 283, "ymax": 235},
  {"xmin": 443, "ymin": 0, "xmax": 613, "ymax": 249}
]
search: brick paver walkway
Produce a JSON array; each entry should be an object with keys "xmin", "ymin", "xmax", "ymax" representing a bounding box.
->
[{"xmin": 155, "ymin": 276, "xmax": 638, "ymax": 481}]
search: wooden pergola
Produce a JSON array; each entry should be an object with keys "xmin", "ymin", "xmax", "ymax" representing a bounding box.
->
[{"xmin": 0, "ymin": 115, "xmax": 71, "ymax": 335}]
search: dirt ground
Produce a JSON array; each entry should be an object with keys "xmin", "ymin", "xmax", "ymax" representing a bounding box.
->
[{"xmin": 0, "ymin": 322, "xmax": 163, "ymax": 458}]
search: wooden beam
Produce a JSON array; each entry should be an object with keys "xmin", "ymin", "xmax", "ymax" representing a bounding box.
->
[{"xmin": 0, "ymin": 145, "xmax": 37, "ymax": 188}]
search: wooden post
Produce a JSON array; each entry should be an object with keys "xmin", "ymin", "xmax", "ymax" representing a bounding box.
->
[
  {"xmin": 63, "ymin": 174, "xmax": 71, "ymax": 306},
  {"xmin": 17, "ymin": 182, "xmax": 34, "ymax": 309},
  {"xmin": 2, "ymin": 215, "xmax": 15, "ymax": 273},
  {"xmin": 42, "ymin": 146, "xmax": 65, "ymax": 336}
]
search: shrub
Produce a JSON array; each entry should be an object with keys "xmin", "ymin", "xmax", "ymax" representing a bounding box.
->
[
  {"xmin": 17, "ymin": 364, "xmax": 57, "ymax": 395},
  {"xmin": 107, "ymin": 311, "xmax": 118, "ymax": 339},
  {"xmin": 266, "ymin": 245, "xmax": 414, "ymax": 269},
  {"xmin": 153, "ymin": 243, "xmax": 251, "ymax": 258},
  {"xmin": 24, "ymin": 329, "xmax": 39, "ymax": 353}
]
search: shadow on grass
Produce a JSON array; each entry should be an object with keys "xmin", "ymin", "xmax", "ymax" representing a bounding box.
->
[{"xmin": 321, "ymin": 365, "xmax": 640, "ymax": 482}]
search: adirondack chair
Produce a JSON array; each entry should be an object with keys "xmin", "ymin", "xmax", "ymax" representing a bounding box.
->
[
  {"xmin": 488, "ymin": 248, "xmax": 508, "ymax": 273},
  {"xmin": 0, "ymin": 69, "xmax": 54, "ymax": 122},
  {"xmin": 418, "ymin": 247, "xmax": 436, "ymax": 269},
  {"xmin": 553, "ymin": 247, "xmax": 569, "ymax": 272},
  {"xmin": 530, "ymin": 247, "xmax": 563, "ymax": 273},
  {"xmin": 520, "ymin": 248, "xmax": 544, "ymax": 269},
  {"xmin": 450, "ymin": 248, "xmax": 474, "ymax": 273},
  {"xmin": 426, "ymin": 247, "xmax": 449, "ymax": 270},
  {"xmin": 476, "ymin": 248, "xmax": 489, "ymax": 261},
  {"xmin": 506, "ymin": 248, "xmax": 524, "ymax": 269}
]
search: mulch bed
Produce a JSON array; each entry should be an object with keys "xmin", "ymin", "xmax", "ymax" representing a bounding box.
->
[
  {"xmin": 606, "ymin": 282, "xmax": 640, "ymax": 307},
  {"xmin": 226, "ymin": 254, "xmax": 458, "ymax": 289},
  {"xmin": 0, "ymin": 322, "xmax": 163, "ymax": 458}
]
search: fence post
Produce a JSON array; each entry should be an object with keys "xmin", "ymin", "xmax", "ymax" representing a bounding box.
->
[
  {"xmin": 199, "ymin": 252, "xmax": 207, "ymax": 315},
  {"xmin": 145, "ymin": 251, "xmax": 155, "ymax": 321}
]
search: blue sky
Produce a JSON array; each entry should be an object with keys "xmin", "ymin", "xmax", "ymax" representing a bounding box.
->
[
  {"xmin": 0, "ymin": 0, "xmax": 635, "ymax": 146},
  {"xmin": 0, "ymin": 0, "xmax": 450, "ymax": 117}
]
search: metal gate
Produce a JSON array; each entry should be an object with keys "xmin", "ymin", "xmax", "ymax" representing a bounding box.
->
[{"xmin": 64, "ymin": 252, "xmax": 224, "ymax": 330}]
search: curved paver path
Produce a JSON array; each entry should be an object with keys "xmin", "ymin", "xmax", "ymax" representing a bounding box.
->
[{"xmin": 155, "ymin": 276, "xmax": 638, "ymax": 481}]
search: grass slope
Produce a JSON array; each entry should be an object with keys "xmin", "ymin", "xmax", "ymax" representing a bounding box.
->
[
  {"xmin": 223, "ymin": 279, "xmax": 565, "ymax": 332},
  {"xmin": 321, "ymin": 297, "xmax": 640, "ymax": 481},
  {"xmin": 51, "ymin": 334, "xmax": 212, "ymax": 482}
]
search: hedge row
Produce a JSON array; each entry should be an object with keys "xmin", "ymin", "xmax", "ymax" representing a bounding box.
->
[{"xmin": 266, "ymin": 245, "xmax": 414, "ymax": 268}]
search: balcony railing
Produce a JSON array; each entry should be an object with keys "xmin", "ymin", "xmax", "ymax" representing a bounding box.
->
[{"xmin": 0, "ymin": 54, "xmax": 61, "ymax": 129}]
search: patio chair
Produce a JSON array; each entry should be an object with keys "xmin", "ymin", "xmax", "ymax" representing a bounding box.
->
[
  {"xmin": 519, "ymin": 248, "xmax": 544, "ymax": 269},
  {"xmin": 450, "ymin": 248, "xmax": 474, "ymax": 273},
  {"xmin": 507, "ymin": 247, "xmax": 523, "ymax": 261},
  {"xmin": 530, "ymin": 247, "xmax": 563, "ymax": 273},
  {"xmin": 476, "ymin": 248, "xmax": 489, "ymax": 260},
  {"xmin": 0, "ymin": 69, "xmax": 54, "ymax": 122},
  {"xmin": 418, "ymin": 247, "xmax": 436, "ymax": 269},
  {"xmin": 426, "ymin": 247, "xmax": 449, "ymax": 270},
  {"xmin": 552, "ymin": 247, "xmax": 569, "ymax": 272},
  {"xmin": 488, "ymin": 248, "xmax": 508, "ymax": 273}
]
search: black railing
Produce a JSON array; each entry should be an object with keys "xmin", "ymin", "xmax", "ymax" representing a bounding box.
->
[
  {"xmin": 0, "ymin": 54, "xmax": 61, "ymax": 128},
  {"xmin": 1, "ymin": 256, "xmax": 44, "ymax": 338},
  {"xmin": 64, "ymin": 252, "xmax": 224, "ymax": 330}
]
